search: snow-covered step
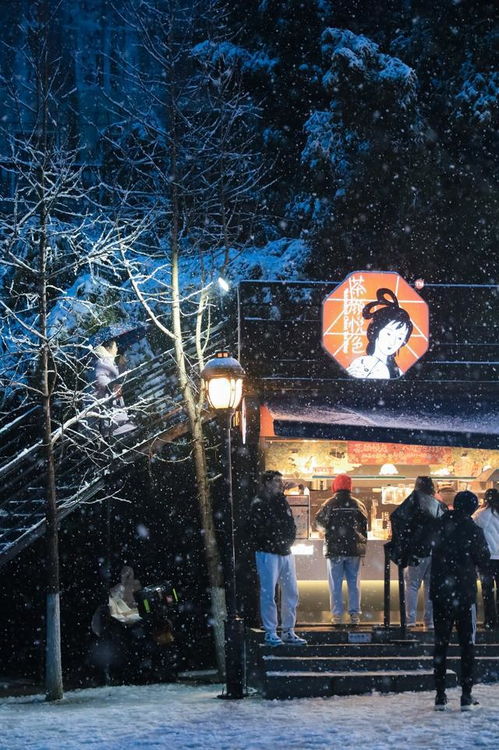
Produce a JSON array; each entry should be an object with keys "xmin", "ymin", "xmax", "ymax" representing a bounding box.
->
[
  {"xmin": 264, "ymin": 655, "xmax": 435, "ymax": 671},
  {"xmin": 258, "ymin": 642, "xmax": 425, "ymax": 658},
  {"xmin": 263, "ymin": 669, "xmax": 458, "ymax": 699},
  {"xmin": 248, "ymin": 628, "xmax": 499, "ymax": 699},
  {"xmin": 263, "ymin": 654, "xmax": 499, "ymax": 682}
]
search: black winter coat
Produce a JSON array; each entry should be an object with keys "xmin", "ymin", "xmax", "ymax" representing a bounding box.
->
[
  {"xmin": 248, "ymin": 493, "xmax": 296, "ymax": 556},
  {"xmin": 430, "ymin": 510, "xmax": 490, "ymax": 609},
  {"xmin": 315, "ymin": 491, "xmax": 368, "ymax": 558},
  {"xmin": 389, "ymin": 490, "xmax": 446, "ymax": 567}
]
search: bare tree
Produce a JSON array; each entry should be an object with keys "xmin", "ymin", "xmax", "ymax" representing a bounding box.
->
[
  {"xmin": 0, "ymin": 1, "xmax": 147, "ymax": 699},
  {"xmin": 102, "ymin": 0, "xmax": 267, "ymax": 677}
]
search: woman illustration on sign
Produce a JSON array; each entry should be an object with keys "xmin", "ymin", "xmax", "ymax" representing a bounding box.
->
[{"xmin": 347, "ymin": 288, "xmax": 413, "ymax": 379}]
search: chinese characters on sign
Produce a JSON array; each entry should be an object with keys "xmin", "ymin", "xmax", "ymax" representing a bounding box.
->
[
  {"xmin": 322, "ymin": 271, "xmax": 429, "ymax": 379},
  {"xmin": 342, "ymin": 273, "xmax": 367, "ymax": 356},
  {"xmin": 347, "ymin": 442, "xmax": 452, "ymax": 465}
]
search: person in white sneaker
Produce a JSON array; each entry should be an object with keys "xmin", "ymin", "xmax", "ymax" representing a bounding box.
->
[
  {"xmin": 390, "ymin": 476, "xmax": 446, "ymax": 628},
  {"xmin": 248, "ymin": 471, "xmax": 307, "ymax": 647},
  {"xmin": 315, "ymin": 474, "xmax": 367, "ymax": 626}
]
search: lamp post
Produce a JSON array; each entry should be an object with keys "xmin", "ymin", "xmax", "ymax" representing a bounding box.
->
[{"xmin": 201, "ymin": 351, "xmax": 246, "ymax": 699}]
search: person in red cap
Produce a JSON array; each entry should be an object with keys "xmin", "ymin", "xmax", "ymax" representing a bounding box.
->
[{"xmin": 315, "ymin": 474, "xmax": 368, "ymax": 625}]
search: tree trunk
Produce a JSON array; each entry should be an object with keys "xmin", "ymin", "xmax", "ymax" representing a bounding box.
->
[
  {"xmin": 39, "ymin": 228, "xmax": 64, "ymax": 702},
  {"xmin": 37, "ymin": 19, "xmax": 64, "ymax": 691},
  {"xmin": 165, "ymin": 34, "xmax": 227, "ymax": 676},
  {"xmin": 170, "ymin": 245, "xmax": 227, "ymax": 677}
]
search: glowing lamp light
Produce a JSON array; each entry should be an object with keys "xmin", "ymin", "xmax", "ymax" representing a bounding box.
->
[
  {"xmin": 379, "ymin": 463, "xmax": 399, "ymax": 476},
  {"xmin": 217, "ymin": 276, "xmax": 230, "ymax": 292},
  {"xmin": 201, "ymin": 351, "xmax": 245, "ymax": 411}
]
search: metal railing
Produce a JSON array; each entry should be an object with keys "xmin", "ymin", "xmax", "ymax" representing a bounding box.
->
[
  {"xmin": 383, "ymin": 543, "xmax": 407, "ymax": 632},
  {"xmin": 0, "ymin": 326, "xmax": 227, "ymax": 566}
]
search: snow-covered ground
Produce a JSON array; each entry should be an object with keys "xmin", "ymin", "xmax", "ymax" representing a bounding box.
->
[{"xmin": 1, "ymin": 681, "xmax": 498, "ymax": 750}]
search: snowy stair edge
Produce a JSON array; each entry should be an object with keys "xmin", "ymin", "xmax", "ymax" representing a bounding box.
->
[{"xmin": 265, "ymin": 670, "xmax": 457, "ymax": 678}]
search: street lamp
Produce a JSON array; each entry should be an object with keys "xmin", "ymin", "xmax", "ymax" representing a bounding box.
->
[
  {"xmin": 202, "ymin": 351, "xmax": 244, "ymax": 411},
  {"xmin": 201, "ymin": 351, "xmax": 246, "ymax": 699}
]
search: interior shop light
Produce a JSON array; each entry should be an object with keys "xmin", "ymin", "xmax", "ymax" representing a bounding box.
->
[
  {"xmin": 379, "ymin": 463, "xmax": 399, "ymax": 476},
  {"xmin": 291, "ymin": 543, "xmax": 314, "ymax": 556},
  {"xmin": 432, "ymin": 467, "xmax": 454, "ymax": 476}
]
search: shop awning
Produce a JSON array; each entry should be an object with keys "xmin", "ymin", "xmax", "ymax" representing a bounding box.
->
[{"xmin": 263, "ymin": 396, "xmax": 499, "ymax": 449}]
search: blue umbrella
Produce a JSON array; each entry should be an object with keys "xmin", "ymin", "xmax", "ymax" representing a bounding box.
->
[{"xmin": 89, "ymin": 322, "xmax": 149, "ymax": 350}]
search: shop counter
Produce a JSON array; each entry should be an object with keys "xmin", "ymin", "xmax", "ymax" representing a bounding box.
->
[{"xmin": 293, "ymin": 538, "xmax": 396, "ymax": 581}]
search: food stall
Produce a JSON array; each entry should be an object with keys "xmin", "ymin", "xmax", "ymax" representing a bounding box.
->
[
  {"xmin": 235, "ymin": 276, "xmax": 498, "ymax": 625},
  {"xmin": 262, "ymin": 435, "xmax": 498, "ymax": 623}
]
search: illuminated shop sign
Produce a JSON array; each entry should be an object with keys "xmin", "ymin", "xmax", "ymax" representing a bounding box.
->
[
  {"xmin": 347, "ymin": 442, "xmax": 451, "ymax": 465},
  {"xmin": 322, "ymin": 271, "xmax": 429, "ymax": 379}
]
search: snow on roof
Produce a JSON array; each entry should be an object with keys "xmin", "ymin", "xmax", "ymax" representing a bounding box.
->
[{"xmin": 266, "ymin": 398, "xmax": 499, "ymax": 437}]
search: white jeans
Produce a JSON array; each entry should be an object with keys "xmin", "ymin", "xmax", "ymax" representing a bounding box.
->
[
  {"xmin": 327, "ymin": 556, "xmax": 361, "ymax": 616},
  {"xmin": 255, "ymin": 551, "xmax": 299, "ymax": 633},
  {"xmin": 405, "ymin": 556, "xmax": 433, "ymax": 626}
]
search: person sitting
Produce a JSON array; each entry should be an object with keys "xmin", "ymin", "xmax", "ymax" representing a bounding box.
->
[
  {"xmin": 120, "ymin": 565, "xmax": 142, "ymax": 608},
  {"xmin": 105, "ymin": 564, "xmax": 142, "ymax": 625}
]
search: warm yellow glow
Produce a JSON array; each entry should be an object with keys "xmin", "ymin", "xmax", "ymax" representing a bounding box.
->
[
  {"xmin": 379, "ymin": 463, "xmax": 399, "ymax": 475},
  {"xmin": 206, "ymin": 376, "xmax": 243, "ymax": 410},
  {"xmin": 291, "ymin": 543, "xmax": 314, "ymax": 556}
]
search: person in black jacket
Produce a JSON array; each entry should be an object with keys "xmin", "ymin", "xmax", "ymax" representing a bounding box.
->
[
  {"xmin": 315, "ymin": 474, "xmax": 368, "ymax": 625},
  {"xmin": 248, "ymin": 470, "xmax": 307, "ymax": 647},
  {"xmin": 389, "ymin": 476, "xmax": 446, "ymax": 629},
  {"xmin": 430, "ymin": 491, "xmax": 490, "ymax": 711}
]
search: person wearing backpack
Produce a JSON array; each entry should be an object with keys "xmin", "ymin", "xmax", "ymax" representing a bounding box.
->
[
  {"xmin": 315, "ymin": 474, "xmax": 368, "ymax": 625},
  {"xmin": 389, "ymin": 476, "xmax": 447, "ymax": 629}
]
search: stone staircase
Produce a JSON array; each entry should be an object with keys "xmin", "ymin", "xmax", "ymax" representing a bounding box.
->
[{"xmin": 247, "ymin": 626, "xmax": 499, "ymax": 699}]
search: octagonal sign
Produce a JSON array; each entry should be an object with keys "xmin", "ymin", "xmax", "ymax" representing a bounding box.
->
[{"xmin": 322, "ymin": 271, "xmax": 429, "ymax": 379}]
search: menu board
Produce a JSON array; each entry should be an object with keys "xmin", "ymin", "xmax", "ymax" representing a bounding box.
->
[{"xmin": 381, "ymin": 486, "xmax": 407, "ymax": 505}]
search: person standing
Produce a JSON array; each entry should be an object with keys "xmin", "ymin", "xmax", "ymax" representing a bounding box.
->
[
  {"xmin": 93, "ymin": 339, "xmax": 135, "ymax": 436},
  {"xmin": 390, "ymin": 476, "xmax": 446, "ymax": 629},
  {"xmin": 248, "ymin": 470, "xmax": 307, "ymax": 647},
  {"xmin": 473, "ymin": 488, "xmax": 499, "ymax": 629},
  {"xmin": 430, "ymin": 491, "xmax": 490, "ymax": 711},
  {"xmin": 315, "ymin": 474, "xmax": 368, "ymax": 625}
]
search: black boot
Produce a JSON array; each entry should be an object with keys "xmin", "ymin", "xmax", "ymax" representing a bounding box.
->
[
  {"xmin": 460, "ymin": 691, "xmax": 479, "ymax": 711},
  {"xmin": 434, "ymin": 692, "xmax": 448, "ymax": 711}
]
